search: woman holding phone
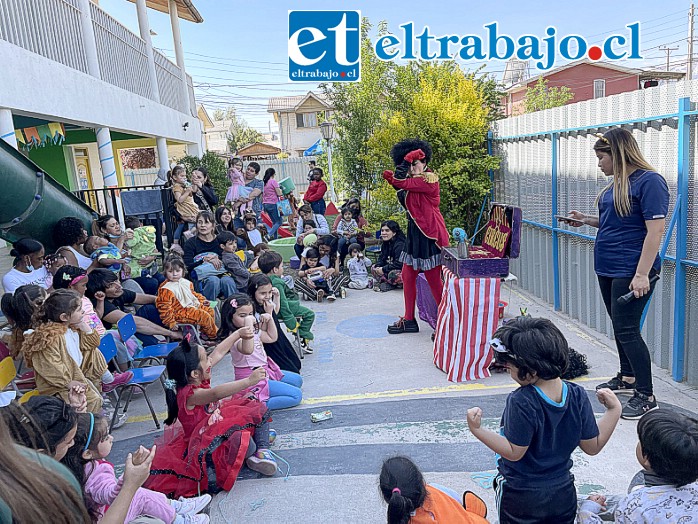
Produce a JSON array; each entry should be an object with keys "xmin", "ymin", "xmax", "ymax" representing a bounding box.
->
[{"xmin": 561, "ymin": 128, "xmax": 669, "ymax": 420}]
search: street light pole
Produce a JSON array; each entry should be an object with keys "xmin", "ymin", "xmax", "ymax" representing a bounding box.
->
[{"xmin": 319, "ymin": 121, "xmax": 337, "ymax": 202}]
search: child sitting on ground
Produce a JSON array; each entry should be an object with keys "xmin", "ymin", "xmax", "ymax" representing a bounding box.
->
[
  {"xmin": 259, "ymin": 251, "xmax": 316, "ymax": 354},
  {"xmin": 467, "ymin": 316, "xmax": 621, "ymax": 524},
  {"xmin": 220, "ymin": 294, "xmax": 303, "ymax": 410},
  {"xmin": 297, "ymin": 247, "xmax": 333, "ymax": 302},
  {"xmin": 145, "ymin": 338, "xmax": 274, "ymax": 498},
  {"xmin": 336, "ymin": 207, "xmax": 359, "ymax": 262},
  {"xmin": 578, "ymin": 409, "xmax": 698, "ymax": 524},
  {"xmin": 346, "ymin": 243, "xmax": 372, "ymax": 290},
  {"xmin": 217, "ymin": 231, "xmax": 250, "ymax": 294},
  {"xmin": 379, "ymin": 456, "xmax": 489, "ymax": 523},
  {"xmin": 156, "ymin": 256, "xmax": 217, "ymax": 340},
  {"xmin": 240, "ymin": 212, "xmax": 268, "ymax": 249},
  {"xmin": 63, "ymin": 412, "xmax": 212, "ymax": 523},
  {"xmin": 124, "ymin": 216, "xmax": 159, "ymax": 278},
  {"xmin": 248, "ymin": 243, "xmax": 269, "ymax": 274},
  {"xmin": 84, "ymin": 236, "xmax": 128, "ymax": 273},
  {"xmin": 22, "ymin": 289, "xmax": 109, "ymax": 414}
]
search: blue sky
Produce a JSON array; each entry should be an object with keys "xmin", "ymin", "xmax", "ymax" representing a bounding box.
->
[{"xmin": 99, "ymin": 0, "xmax": 693, "ymax": 131}]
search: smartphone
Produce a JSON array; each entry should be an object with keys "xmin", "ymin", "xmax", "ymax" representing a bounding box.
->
[{"xmin": 554, "ymin": 214, "xmax": 584, "ymax": 225}]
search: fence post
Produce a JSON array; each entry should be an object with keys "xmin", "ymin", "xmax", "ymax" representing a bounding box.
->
[
  {"xmin": 551, "ymin": 132, "xmax": 561, "ymax": 311},
  {"xmin": 672, "ymin": 97, "xmax": 690, "ymax": 381}
]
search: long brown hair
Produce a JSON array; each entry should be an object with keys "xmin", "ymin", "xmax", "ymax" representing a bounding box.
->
[
  {"xmin": 0, "ymin": 402, "xmax": 91, "ymax": 523},
  {"xmin": 594, "ymin": 128, "xmax": 658, "ymax": 217}
]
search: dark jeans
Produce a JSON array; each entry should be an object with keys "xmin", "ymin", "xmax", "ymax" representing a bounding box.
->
[
  {"xmin": 294, "ymin": 242, "xmax": 304, "ymax": 259},
  {"xmin": 597, "ymin": 272, "xmax": 657, "ymax": 396},
  {"xmin": 495, "ymin": 474, "xmax": 576, "ymax": 524},
  {"xmin": 309, "ymin": 199, "xmax": 326, "ymax": 215},
  {"xmin": 133, "ymin": 272, "xmax": 165, "ymax": 296},
  {"xmin": 263, "ymin": 203, "xmax": 283, "ymax": 240},
  {"xmin": 134, "ymin": 304, "xmax": 165, "ymax": 347}
]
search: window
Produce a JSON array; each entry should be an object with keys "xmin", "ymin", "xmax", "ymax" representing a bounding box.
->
[
  {"xmin": 296, "ymin": 112, "xmax": 318, "ymax": 128},
  {"xmin": 593, "ymin": 79, "xmax": 605, "ymax": 99}
]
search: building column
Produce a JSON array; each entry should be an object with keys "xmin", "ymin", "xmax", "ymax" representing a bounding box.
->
[
  {"xmin": 168, "ymin": 0, "xmax": 192, "ymax": 115},
  {"xmin": 0, "ymin": 108, "xmax": 18, "ymax": 149},
  {"xmin": 156, "ymin": 136, "xmax": 169, "ymax": 183},
  {"xmin": 135, "ymin": 0, "xmax": 160, "ymax": 102},
  {"xmin": 97, "ymin": 128, "xmax": 118, "ymax": 187},
  {"xmin": 76, "ymin": 0, "xmax": 101, "ymax": 79}
]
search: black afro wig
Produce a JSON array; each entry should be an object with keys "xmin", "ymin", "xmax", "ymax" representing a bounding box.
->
[{"xmin": 390, "ymin": 139, "xmax": 433, "ymax": 166}]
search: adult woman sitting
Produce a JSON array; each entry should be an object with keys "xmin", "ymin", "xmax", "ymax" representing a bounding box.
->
[
  {"xmin": 372, "ymin": 220, "xmax": 406, "ymax": 292},
  {"xmin": 53, "ymin": 217, "xmax": 93, "ymax": 270},
  {"xmin": 331, "ymin": 198, "xmax": 369, "ymax": 264},
  {"xmin": 263, "ymin": 167, "xmax": 284, "ymax": 240},
  {"xmin": 191, "ymin": 166, "xmax": 219, "ymax": 213},
  {"xmin": 215, "ymin": 206, "xmax": 246, "ymax": 250},
  {"xmin": 2, "ymin": 238, "xmax": 55, "ymax": 294},
  {"xmin": 183, "ymin": 210, "xmax": 238, "ymax": 300},
  {"xmin": 294, "ymin": 204, "xmax": 330, "ymax": 259}
]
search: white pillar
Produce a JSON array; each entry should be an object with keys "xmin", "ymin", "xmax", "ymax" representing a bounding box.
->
[
  {"xmin": 0, "ymin": 108, "xmax": 18, "ymax": 149},
  {"xmin": 135, "ymin": 0, "xmax": 160, "ymax": 102},
  {"xmin": 97, "ymin": 127, "xmax": 118, "ymax": 187},
  {"xmin": 168, "ymin": 0, "xmax": 192, "ymax": 115},
  {"xmin": 77, "ymin": 0, "xmax": 101, "ymax": 79},
  {"xmin": 327, "ymin": 140, "xmax": 336, "ymax": 202},
  {"xmin": 156, "ymin": 136, "xmax": 169, "ymax": 183}
]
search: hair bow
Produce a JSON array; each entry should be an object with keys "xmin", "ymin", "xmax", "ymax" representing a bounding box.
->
[
  {"xmin": 230, "ymin": 298, "xmax": 238, "ymax": 308},
  {"xmin": 62, "ymin": 273, "xmax": 72, "ymax": 281},
  {"xmin": 163, "ymin": 378, "xmax": 177, "ymax": 390},
  {"xmin": 594, "ymin": 132, "xmax": 609, "ymax": 144}
]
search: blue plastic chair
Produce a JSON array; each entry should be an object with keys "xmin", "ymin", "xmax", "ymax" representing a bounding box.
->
[
  {"xmin": 117, "ymin": 314, "xmax": 179, "ymax": 366},
  {"xmin": 99, "ymin": 334, "xmax": 165, "ymax": 431}
]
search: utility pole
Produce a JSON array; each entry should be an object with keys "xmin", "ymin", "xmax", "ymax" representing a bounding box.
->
[
  {"xmin": 688, "ymin": 3, "xmax": 695, "ymax": 80},
  {"xmin": 660, "ymin": 45, "xmax": 680, "ymax": 71}
]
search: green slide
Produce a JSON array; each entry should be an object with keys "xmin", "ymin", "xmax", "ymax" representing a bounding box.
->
[{"xmin": 0, "ymin": 138, "xmax": 95, "ymax": 250}]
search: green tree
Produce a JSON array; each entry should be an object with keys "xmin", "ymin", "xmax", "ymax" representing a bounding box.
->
[
  {"xmin": 227, "ymin": 118, "xmax": 264, "ymax": 154},
  {"xmin": 523, "ymin": 77, "xmax": 573, "ymax": 113},
  {"xmin": 176, "ymin": 151, "xmax": 228, "ymax": 200}
]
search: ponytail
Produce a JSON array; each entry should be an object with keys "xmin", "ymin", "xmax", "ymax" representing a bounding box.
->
[
  {"xmin": 164, "ymin": 337, "xmax": 203, "ymax": 425},
  {"xmin": 32, "ymin": 289, "xmax": 81, "ymax": 325},
  {"xmin": 379, "ymin": 456, "xmax": 427, "ymax": 524}
]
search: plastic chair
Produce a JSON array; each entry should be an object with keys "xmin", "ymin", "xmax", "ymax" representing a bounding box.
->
[
  {"xmin": 117, "ymin": 314, "xmax": 178, "ymax": 366},
  {"xmin": 99, "ymin": 335, "xmax": 165, "ymax": 431},
  {"xmin": 0, "ymin": 357, "xmax": 16, "ymax": 390},
  {"xmin": 18, "ymin": 389, "xmax": 39, "ymax": 404},
  {"xmin": 120, "ymin": 189, "xmax": 166, "ymax": 261},
  {"xmin": 278, "ymin": 318, "xmax": 304, "ymax": 360}
]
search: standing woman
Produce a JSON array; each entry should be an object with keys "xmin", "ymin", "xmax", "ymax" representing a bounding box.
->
[
  {"xmin": 564, "ymin": 128, "xmax": 669, "ymax": 420},
  {"xmin": 191, "ymin": 166, "xmax": 219, "ymax": 213},
  {"xmin": 262, "ymin": 168, "xmax": 284, "ymax": 240},
  {"xmin": 382, "ymin": 139, "xmax": 449, "ymax": 335}
]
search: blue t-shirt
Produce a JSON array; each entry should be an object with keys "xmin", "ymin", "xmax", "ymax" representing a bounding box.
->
[
  {"xmin": 594, "ymin": 170, "xmax": 669, "ymax": 278},
  {"xmin": 498, "ymin": 381, "xmax": 599, "ymax": 488}
]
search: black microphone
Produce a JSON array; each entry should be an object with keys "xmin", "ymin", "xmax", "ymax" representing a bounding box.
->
[{"xmin": 617, "ymin": 274, "xmax": 660, "ymax": 305}]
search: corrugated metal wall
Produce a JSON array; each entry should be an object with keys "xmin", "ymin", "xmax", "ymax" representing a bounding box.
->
[{"xmin": 492, "ymin": 79, "xmax": 698, "ymax": 386}]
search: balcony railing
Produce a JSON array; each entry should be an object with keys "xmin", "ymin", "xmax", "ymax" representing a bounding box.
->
[{"xmin": 0, "ymin": 0, "xmax": 195, "ymax": 115}]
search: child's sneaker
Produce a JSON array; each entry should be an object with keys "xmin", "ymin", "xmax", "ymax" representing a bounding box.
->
[
  {"xmin": 102, "ymin": 371, "xmax": 133, "ymax": 393},
  {"xmin": 300, "ymin": 338, "xmax": 314, "ymax": 354},
  {"xmin": 246, "ymin": 449, "xmax": 278, "ymax": 476},
  {"xmin": 316, "ymin": 289, "xmax": 325, "ymax": 302},
  {"xmin": 174, "ymin": 515, "xmax": 210, "ymax": 524},
  {"xmin": 327, "ymin": 293, "xmax": 336, "ymax": 301},
  {"xmin": 269, "ymin": 429, "xmax": 277, "ymax": 446},
  {"xmin": 170, "ymin": 494, "xmax": 212, "ymax": 516}
]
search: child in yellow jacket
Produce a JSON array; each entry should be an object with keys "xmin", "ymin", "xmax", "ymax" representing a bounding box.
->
[
  {"xmin": 156, "ymin": 256, "xmax": 217, "ymax": 339},
  {"xmin": 22, "ymin": 289, "xmax": 107, "ymax": 414}
]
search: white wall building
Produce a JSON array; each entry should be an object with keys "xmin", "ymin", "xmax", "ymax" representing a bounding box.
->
[{"xmin": 267, "ymin": 92, "xmax": 333, "ymax": 157}]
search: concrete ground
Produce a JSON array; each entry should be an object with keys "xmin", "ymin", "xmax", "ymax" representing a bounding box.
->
[{"xmin": 106, "ymin": 279, "xmax": 698, "ymax": 524}]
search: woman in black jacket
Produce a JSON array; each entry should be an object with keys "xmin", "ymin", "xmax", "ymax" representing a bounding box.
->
[
  {"xmin": 191, "ymin": 166, "xmax": 219, "ymax": 212},
  {"xmin": 371, "ymin": 220, "xmax": 406, "ymax": 292}
]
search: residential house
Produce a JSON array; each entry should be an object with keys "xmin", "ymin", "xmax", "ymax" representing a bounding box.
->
[
  {"xmin": 237, "ymin": 142, "xmax": 282, "ymax": 161},
  {"xmin": 267, "ymin": 92, "xmax": 333, "ymax": 157},
  {"xmin": 0, "ymin": 0, "xmax": 205, "ymax": 192},
  {"xmin": 502, "ymin": 59, "xmax": 685, "ymax": 117},
  {"xmin": 206, "ymin": 119, "xmax": 234, "ymax": 156}
]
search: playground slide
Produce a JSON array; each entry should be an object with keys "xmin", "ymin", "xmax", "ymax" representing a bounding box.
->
[{"xmin": 0, "ymin": 138, "xmax": 95, "ymax": 250}]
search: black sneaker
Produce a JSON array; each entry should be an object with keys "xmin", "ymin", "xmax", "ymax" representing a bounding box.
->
[
  {"xmin": 379, "ymin": 282, "xmax": 396, "ymax": 292},
  {"xmin": 387, "ymin": 317, "xmax": 419, "ymax": 334},
  {"xmin": 596, "ymin": 374, "xmax": 636, "ymax": 395},
  {"xmin": 621, "ymin": 392, "xmax": 658, "ymax": 420}
]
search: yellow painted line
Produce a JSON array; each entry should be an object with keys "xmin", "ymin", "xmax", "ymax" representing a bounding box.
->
[{"xmin": 124, "ymin": 376, "xmax": 610, "ymax": 423}]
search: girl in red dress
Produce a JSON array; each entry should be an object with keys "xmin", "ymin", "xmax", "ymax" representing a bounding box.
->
[{"xmin": 145, "ymin": 337, "xmax": 276, "ymax": 498}]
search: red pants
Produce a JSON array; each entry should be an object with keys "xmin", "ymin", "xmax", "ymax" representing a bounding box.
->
[{"xmin": 401, "ymin": 263, "xmax": 443, "ymax": 321}]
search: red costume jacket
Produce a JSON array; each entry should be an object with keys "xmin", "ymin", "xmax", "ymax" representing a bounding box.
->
[{"xmin": 383, "ymin": 170, "xmax": 450, "ymax": 248}]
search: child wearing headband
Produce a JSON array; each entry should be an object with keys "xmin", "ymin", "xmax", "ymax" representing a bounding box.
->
[
  {"xmin": 467, "ymin": 316, "xmax": 622, "ymax": 523},
  {"xmin": 62, "ymin": 412, "xmax": 212, "ymax": 523}
]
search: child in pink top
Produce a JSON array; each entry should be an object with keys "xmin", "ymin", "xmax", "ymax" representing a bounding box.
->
[{"xmin": 220, "ymin": 294, "xmax": 303, "ymax": 410}]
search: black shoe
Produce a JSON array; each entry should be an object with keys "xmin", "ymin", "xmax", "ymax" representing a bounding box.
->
[
  {"xmin": 621, "ymin": 391, "xmax": 658, "ymax": 420},
  {"xmin": 387, "ymin": 317, "xmax": 419, "ymax": 334},
  {"xmin": 379, "ymin": 282, "xmax": 396, "ymax": 292},
  {"xmin": 596, "ymin": 374, "xmax": 636, "ymax": 395}
]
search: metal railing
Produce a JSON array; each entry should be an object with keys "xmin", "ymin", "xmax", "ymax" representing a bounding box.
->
[{"xmin": 0, "ymin": 0, "xmax": 190, "ymax": 114}]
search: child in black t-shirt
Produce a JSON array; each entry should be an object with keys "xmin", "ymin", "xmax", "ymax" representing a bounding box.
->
[{"xmin": 466, "ymin": 316, "xmax": 622, "ymax": 524}]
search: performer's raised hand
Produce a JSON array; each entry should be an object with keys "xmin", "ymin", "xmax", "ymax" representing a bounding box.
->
[{"xmin": 382, "ymin": 170, "xmax": 395, "ymax": 182}]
